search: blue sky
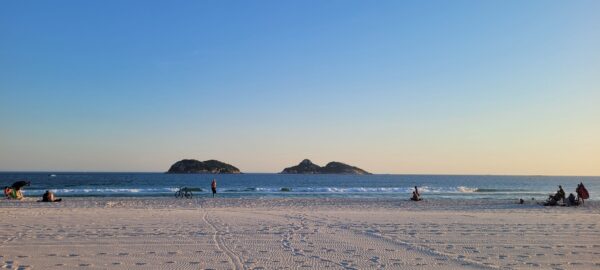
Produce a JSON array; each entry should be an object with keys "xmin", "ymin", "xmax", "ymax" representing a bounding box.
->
[{"xmin": 1, "ymin": 0, "xmax": 599, "ymax": 174}]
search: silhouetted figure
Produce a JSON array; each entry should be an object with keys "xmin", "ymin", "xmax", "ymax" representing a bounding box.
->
[
  {"xmin": 576, "ymin": 182, "xmax": 589, "ymax": 205},
  {"xmin": 211, "ymin": 179, "xmax": 217, "ymax": 198},
  {"xmin": 567, "ymin": 193, "xmax": 579, "ymax": 206},
  {"xmin": 411, "ymin": 186, "xmax": 422, "ymax": 201},
  {"xmin": 554, "ymin": 185, "xmax": 566, "ymax": 202},
  {"xmin": 40, "ymin": 190, "xmax": 62, "ymax": 202}
]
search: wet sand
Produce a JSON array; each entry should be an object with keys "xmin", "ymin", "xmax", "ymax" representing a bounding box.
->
[{"xmin": 1, "ymin": 198, "xmax": 599, "ymax": 269}]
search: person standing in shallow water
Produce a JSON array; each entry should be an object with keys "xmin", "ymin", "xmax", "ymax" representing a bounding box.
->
[{"xmin": 211, "ymin": 179, "xmax": 217, "ymax": 198}]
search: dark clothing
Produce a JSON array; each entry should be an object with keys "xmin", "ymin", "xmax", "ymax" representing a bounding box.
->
[
  {"xmin": 41, "ymin": 191, "xmax": 62, "ymax": 202},
  {"xmin": 211, "ymin": 180, "xmax": 217, "ymax": 197},
  {"xmin": 553, "ymin": 187, "xmax": 566, "ymax": 202},
  {"xmin": 567, "ymin": 194, "xmax": 578, "ymax": 206},
  {"xmin": 42, "ymin": 192, "xmax": 51, "ymax": 202}
]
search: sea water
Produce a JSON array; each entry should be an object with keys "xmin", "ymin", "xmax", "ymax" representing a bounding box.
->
[{"xmin": 0, "ymin": 173, "xmax": 598, "ymax": 200}]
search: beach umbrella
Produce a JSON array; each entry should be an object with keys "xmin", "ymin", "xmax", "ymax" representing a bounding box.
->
[{"xmin": 11, "ymin": 180, "xmax": 30, "ymax": 190}]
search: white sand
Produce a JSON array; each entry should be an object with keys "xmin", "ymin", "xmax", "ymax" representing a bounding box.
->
[{"xmin": 1, "ymin": 198, "xmax": 599, "ymax": 269}]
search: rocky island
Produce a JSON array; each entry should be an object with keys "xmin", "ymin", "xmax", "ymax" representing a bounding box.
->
[
  {"xmin": 167, "ymin": 159, "xmax": 241, "ymax": 174},
  {"xmin": 281, "ymin": 159, "xmax": 370, "ymax": 175}
]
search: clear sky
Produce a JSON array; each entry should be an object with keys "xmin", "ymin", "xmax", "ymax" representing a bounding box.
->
[{"xmin": 1, "ymin": 1, "xmax": 599, "ymax": 175}]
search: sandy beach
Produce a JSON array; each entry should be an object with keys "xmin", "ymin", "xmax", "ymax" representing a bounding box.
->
[{"xmin": 1, "ymin": 198, "xmax": 599, "ymax": 269}]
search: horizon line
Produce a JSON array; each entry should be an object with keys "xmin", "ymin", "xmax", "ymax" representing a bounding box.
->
[{"xmin": 0, "ymin": 170, "xmax": 598, "ymax": 178}]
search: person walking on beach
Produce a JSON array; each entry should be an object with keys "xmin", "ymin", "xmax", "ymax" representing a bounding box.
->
[
  {"xmin": 576, "ymin": 182, "xmax": 589, "ymax": 205},
  {"xmin": 211, "ymin": 179, "xmax": 217, "ymax": 198}
]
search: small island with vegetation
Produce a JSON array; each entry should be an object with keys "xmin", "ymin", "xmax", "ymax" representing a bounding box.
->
[
  {"xmin": 281, "ymin": 159, "xmax": 371, "ymax": 175},
  {"xmin": 166, "ymin": 159, "xmax": 241, "ymax": 174}
]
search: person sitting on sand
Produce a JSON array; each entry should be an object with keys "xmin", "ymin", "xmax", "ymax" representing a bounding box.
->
[
  {"xmin": 566, "ymin": 193, "xmax": 579, "ymax": 207},
  {"xmin": 40, "ymin": 190, "xmax": 62, "ymax": 202},
  {"xmin": 5, "ymin": 188, "xmax": 23, "ymax": 200},
  {"xmin": 3, "ymin": 186, "xmax": 12, "ymax": 199},
  {"xmin": 411, "ymin": 186, "xmax": 422, "ymax": 201}
]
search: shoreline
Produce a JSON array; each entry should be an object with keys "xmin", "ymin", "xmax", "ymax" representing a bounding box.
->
[{"xmin": 3, "ymin": 196, "xmax": 599, "ymax": 210}]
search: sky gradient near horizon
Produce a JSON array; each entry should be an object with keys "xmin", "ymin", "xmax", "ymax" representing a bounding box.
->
[{"xmin": 1, "ymin": 1, "xmax": 599, "ymax": 175}]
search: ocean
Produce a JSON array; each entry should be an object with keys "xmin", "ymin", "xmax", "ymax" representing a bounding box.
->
[{"xmin": 0, "ymin": 173, "xmax": 597, "ymax": 200}]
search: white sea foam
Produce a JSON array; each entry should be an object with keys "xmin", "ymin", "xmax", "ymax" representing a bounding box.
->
[{"xmin": 457, "ymin": 186, "xmax": 478, "ymax": 193}]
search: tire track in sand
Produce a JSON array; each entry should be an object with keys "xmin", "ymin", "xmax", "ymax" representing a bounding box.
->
[{"xmin": 203, "ymin": 211, "xmax": 244, "ymax": 270}]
